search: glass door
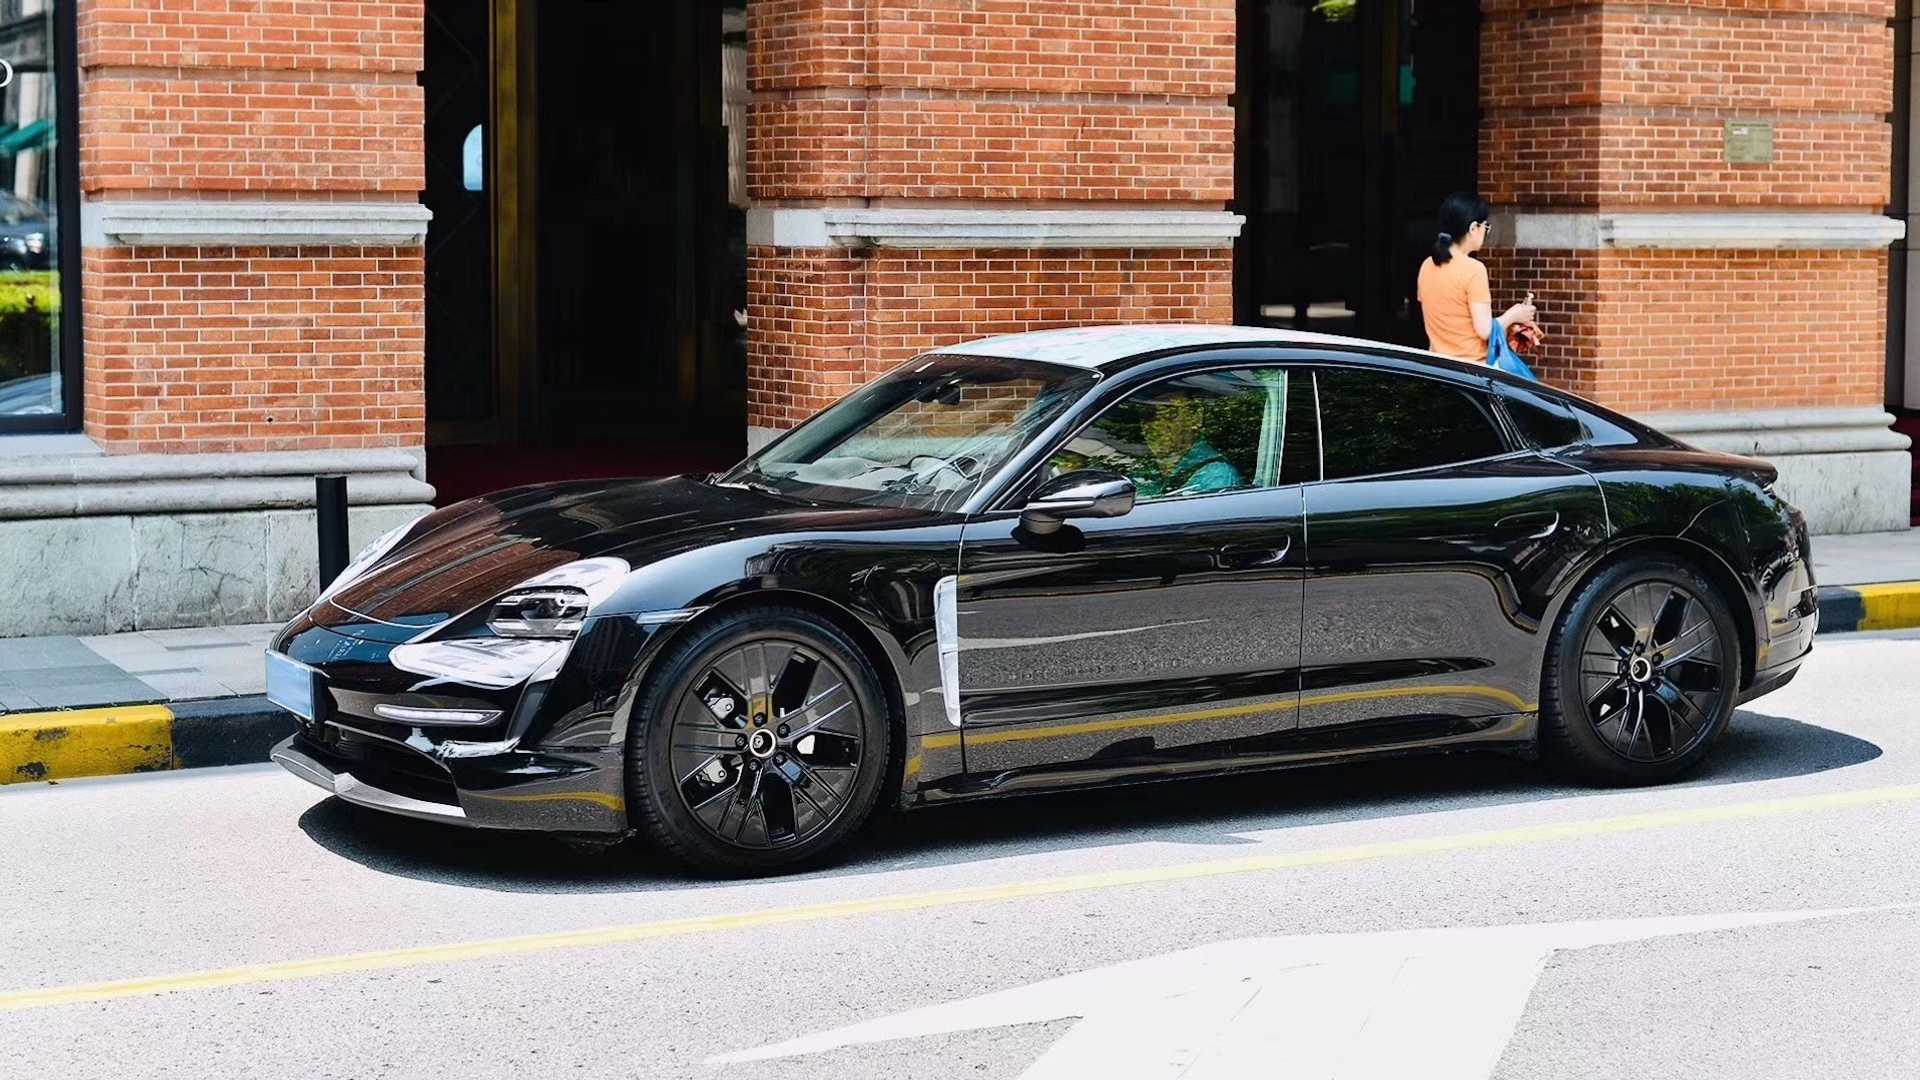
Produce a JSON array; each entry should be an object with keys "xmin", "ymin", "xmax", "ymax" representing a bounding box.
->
[{"xmin": 1234, "ymin": 0, "xmax": 1479, "ymax": 347}]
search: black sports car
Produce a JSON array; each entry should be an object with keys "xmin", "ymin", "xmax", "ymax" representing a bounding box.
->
[{"xmin": 266, "ymin": 326, "xmax": 1817, "ymax": 874}]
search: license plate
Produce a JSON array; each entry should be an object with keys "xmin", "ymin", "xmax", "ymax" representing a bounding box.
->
[{"xmin": 264, "ymin": 650, "xmax": 322, "ymax": 721}]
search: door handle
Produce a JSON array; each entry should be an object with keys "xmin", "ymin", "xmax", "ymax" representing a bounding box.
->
[
  {"xmin": 1495, "ymin": 510, "xmax": 1560, "ymax": 540},
  {"xmin": 1217, "ymin": 536, "xmax": 1292, "ymax": 569}
]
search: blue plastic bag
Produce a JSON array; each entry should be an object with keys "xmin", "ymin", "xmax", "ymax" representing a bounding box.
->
[{"xmin": 1488, "ymin": 322, "xmax": 1539, "ymax": 381}]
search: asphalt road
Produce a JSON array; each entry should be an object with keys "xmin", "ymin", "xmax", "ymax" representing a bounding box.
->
[{"xmin": 4, "ymin": 631, "xmax": 1919, "ymax": 1079}]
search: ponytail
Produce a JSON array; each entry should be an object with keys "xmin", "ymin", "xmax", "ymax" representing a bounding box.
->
[{"xmin": 1432, "ymin": 191, "xmax": 1492, "ymax": 267}]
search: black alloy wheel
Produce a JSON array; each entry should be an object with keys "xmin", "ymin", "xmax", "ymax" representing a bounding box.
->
[
  {"xmin": 628, "ymin": 607, "xmax": 890, "ymax": 875},
  {"xmin": 1543, "ymin": 560, "xmax": 1739, "ymax": 783}
]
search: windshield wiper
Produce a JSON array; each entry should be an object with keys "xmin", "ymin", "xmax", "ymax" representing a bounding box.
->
[{"xmin": 712, "ymin": 477, "xmax": 785, "ymax": 497}]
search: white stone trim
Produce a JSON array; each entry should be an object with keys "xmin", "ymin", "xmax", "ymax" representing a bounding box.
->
[
  {"xmin": 1642, "ymin": 407, "xmax": 1911, "ymax": 457},
  {"xmin": 1493, "ymin": 210, "xmax": 1906, "ymax": 251},
  {"xmin": 83, "ymin": 198, "xmax": 433, "ymax": 247},
  {"xmin": 745, "ymin": 426, "xmax": 783, "ymax": 455},
  {"xmin": 747, "ymin": 207, "xmax": 1245, "ymax": 250},
  {"xmin": 0, "ymin": 448, "xmax": 435, "ymax": 520}
]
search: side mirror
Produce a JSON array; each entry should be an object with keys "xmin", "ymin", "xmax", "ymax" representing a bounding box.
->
[{"xmin": 1020, "ymin": 470, "xmax": 1136, "ymax": 535}]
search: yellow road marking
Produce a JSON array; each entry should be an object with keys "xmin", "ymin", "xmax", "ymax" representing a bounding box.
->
[
  {"xmin": 4, "ymin": 781, "xmax": 1918, "ymax": 1013},
  {"xmin": 0, "ymin": 705, "xmax": 173, "ymax": 786}
]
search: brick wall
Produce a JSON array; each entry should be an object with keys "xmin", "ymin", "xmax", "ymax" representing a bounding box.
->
[
  {"xmin": 1486, "ymin": 247, "xmax": 1886, "ymax": 413},
  {"xmin": 748, "ymin": 247, "xmax": 1233, "ymax": 428},
  {"xmin": 81, "ymin": 247, "xmax": 426, "ymax": 454},
  {"xmin": 1482, "ymin": 2, "xmax": 1892, "ymax": 209},
  {"xmin": 747, "ymin": 0, "xmax": 1237, "ymax": 435},
  {"xmin": 751, "ymin": 93, "xmax": 1233, "ymax": 203},
  {"xmin": 1479, "ymin": 0, "xmax": 1895, "ymax": 420},
  {"xmin": 78, "ymin": 0, "xmax": 428, "ymax": 454}
]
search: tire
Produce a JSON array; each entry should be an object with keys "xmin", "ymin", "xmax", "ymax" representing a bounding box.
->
[
  {"xmin": 627, "ymin": 606, "xmax": 892, "ymax": 875},
  {"xmin": 1540, "ymin": 558, "xmax": 1741, "ymax": 784}
]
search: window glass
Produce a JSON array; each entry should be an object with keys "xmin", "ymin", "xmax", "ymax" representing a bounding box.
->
[
  {"xmin": 1046, "ymin": 368, "xmax": 1299, "ymax": 500},
  {"xmin": 1315, "ymin": 368, "xmax": 1507, "ymax": 479},
  {"xmin": 1501, "ymin": 387, "xmax": 1583, "ymax": 449},
  {"xmin": 729, "ymin": 354, "xmax": 1095, "ymax": 511},
  {"xmin": 1567, "ymin": 402, "xmax": 1644, "ymax": 447},
  {"xmin": 0, "ymin": 0, "xmax": 66, "ymax": 422}
]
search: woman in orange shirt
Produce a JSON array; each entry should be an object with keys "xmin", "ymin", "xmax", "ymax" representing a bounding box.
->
[{"xmin": 1416, "ymin": 192, "xmax": 1536, "ymax": 363}]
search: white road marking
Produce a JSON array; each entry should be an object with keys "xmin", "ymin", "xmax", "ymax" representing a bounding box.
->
[{"xmin": 709, "ymin": 908, "xmax": 1876, "ymax": 1078}]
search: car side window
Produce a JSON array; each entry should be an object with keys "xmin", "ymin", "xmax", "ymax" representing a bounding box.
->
[
  {"xmin": 1315, "ymin": 368, "xmax": 1508, "ymax": 480},
  {"xmin": 1499, "ymin": 386, "xmax": 1584, "ymax": 450},
  {"xmin": 1045, "ymin": 367, "xmax": 1308, "ymax": 500}
]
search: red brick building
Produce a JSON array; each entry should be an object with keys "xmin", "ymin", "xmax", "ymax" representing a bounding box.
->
[{"xmin": 0, "ymin": 0, "xmax": 1912, "ymax": 634}]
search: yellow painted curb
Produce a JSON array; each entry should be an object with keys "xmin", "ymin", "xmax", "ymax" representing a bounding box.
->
[
  {"xmin": 1853, "ymin": 581, "xmax": 1920, "ymax": 633},
  {"xmin": 0, "ymin": 705, "xmax": 174, "ymax": 785}
]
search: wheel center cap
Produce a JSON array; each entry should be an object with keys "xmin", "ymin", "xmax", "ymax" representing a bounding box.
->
[
  {"xmin": 747, "ymin": 728, "xmax": 778, "ymax": 759},
  {"xmin": 1628, "ymin": 656, "xmax": 1654, "ymax": 683}
]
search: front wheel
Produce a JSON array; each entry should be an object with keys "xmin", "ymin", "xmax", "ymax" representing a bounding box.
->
[
  {"xmin": 1541, "ymin": 559, "xmax": 1740, "ymax": 784},
  {"xmin": 627, "ymin": 607, "xmax": 891, "ymax": 875}
]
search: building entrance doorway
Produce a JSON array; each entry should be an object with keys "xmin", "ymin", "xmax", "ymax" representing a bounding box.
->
[
  {"xmin": 1234, "ymin": 0, "xmax": 1480, "ymax": 346},
  {"xmin": 422, "ymin": 0, "xmax": 748, "ymax": 504}
]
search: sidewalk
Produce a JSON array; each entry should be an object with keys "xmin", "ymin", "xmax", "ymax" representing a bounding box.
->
[
  {"xmin": 1811, "ymin": 529, "xmax": 1920, "ymax": 588},
  {"xmin": 5, "ymin": 530, "xmax": 1920, "ymax": 786},
  {"xmin": 0, "ymin": 622, "xmax": 276, "ymax": 712},
  {"xmin": 1, "ymin": 623, "xmax": 291, "ymax": 784}
]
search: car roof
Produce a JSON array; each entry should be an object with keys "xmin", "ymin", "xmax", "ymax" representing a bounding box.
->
[{"xmin": 937, "ymin": 324, "xmax": 1457, "ymax": 371}]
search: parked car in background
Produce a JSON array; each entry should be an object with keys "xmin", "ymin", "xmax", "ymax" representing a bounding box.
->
[{"xmin": 0, "ymin": 193, "xmax": 52, "ymax": 271}]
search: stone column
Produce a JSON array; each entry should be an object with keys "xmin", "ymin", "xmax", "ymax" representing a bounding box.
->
[
  {"xmin": 1480, "ymin": 0, "xmax": 1911, "ymax": 534},
  {"xmin": 0, "ymin": 1, "xmax": 436, "ymax": 635},
  {"xmin": 742, "ymin": 0, "xmax": 1244, "ymax": 449}
]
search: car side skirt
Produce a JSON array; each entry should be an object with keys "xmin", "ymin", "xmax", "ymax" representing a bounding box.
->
[{"xmin": 916, "ymin": 710, "xmax": 1537, "ymax": 803}]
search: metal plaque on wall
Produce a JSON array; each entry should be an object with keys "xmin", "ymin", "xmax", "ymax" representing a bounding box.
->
[{"xmin": 1724, "ymin": 121, "xmax": 1774, "ymax": 165}]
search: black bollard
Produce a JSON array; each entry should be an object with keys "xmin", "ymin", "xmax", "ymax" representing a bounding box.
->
[{"xmin": 315, "ymin": 474, "xmax": 349, "ymax": 590}]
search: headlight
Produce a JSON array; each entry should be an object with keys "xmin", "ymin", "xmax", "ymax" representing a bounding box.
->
[
  {"xmin": 319, "ymin": 521, "xmax": 414, "ymax": 601},
  {"xmin": 485, "ymin": 557, "xmax": 629, "ymax": 640},
  {"xmin": 488, "ymin": 588, "xmax": 590, "ymax": 638}
]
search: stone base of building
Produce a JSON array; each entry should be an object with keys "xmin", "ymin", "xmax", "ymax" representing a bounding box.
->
[
  {"xmin": 0, "ymin": 505, "xmax": 428, "ymax": 637},
  {"xmin": 1648, "ymin": 409, "xmax": 1913, "ymax": 536},
  {"xmin": 0, "ymin": 447, "xmax": 433, "ymax": 637}
]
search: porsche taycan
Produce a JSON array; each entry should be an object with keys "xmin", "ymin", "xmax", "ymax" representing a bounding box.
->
[{"xmin": 266, "ymin": 325, "xmax": 1817, "ymax": 874}]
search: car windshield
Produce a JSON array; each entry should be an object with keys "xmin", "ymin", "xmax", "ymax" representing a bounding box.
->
[{"xmin": 721, "ymin": 354, "xmax": 1097, "ymax": 511}]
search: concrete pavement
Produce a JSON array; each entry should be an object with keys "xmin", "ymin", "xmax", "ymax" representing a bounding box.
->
[{"xmin": 0, "ymin": 629, "xmax": 1916, "ymax": 1078}]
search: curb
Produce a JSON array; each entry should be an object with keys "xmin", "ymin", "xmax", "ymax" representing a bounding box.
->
[
  {"xmin": 5, "ymin": 583, "xmax": 1919, "ymax": 786},
  {"xmin": 1816, "ymin": 581, "xmax": 1920, "ymax": 635},
  {"xmin": 1, "ymin": 696, "xmax": 294, "ymax": 786}
]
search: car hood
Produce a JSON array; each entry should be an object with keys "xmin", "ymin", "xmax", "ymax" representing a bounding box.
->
[{"xmin": 315, "ymin": 476, "xmax": 932, "ymax": 637}]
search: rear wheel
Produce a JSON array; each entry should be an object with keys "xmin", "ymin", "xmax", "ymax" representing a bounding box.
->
[
  {"xmin": 1542, "ymin": 559, "xmax": 1740, "ymax": 783},
  {"xmin": 627, "ymin": 607, "xmax": 890, "ymax": 875}
]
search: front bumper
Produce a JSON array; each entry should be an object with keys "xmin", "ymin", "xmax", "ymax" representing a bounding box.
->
[
  {"xmin": 273, "ymin": 735, "xmax": 472, "ymax": 825},
  {"xmin": 266, "ymin": 606, "xmax": 686, "ymax": 835},
  {"xmin": 271, "ymin": 724, "xmax": 629, "ymax": 833}
]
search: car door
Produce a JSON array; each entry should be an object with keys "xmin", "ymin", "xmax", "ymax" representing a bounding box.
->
[
  {"xmin": 954, "ymin": 365, "xmax": 1317, "ymax": 783},
  {"xmin": 1297, "ymin": 363, "xmax": 1608, "ymax": 732}
]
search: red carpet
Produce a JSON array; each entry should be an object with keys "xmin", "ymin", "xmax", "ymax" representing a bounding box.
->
[{"xmin": 427, "ymin": 442, "xmax": 745, "ymax": 507}]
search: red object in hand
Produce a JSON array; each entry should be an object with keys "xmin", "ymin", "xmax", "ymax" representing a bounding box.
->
[{"xmin": 1506, "ymin": 319, "xmax": 1545, "ymax": 357}]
